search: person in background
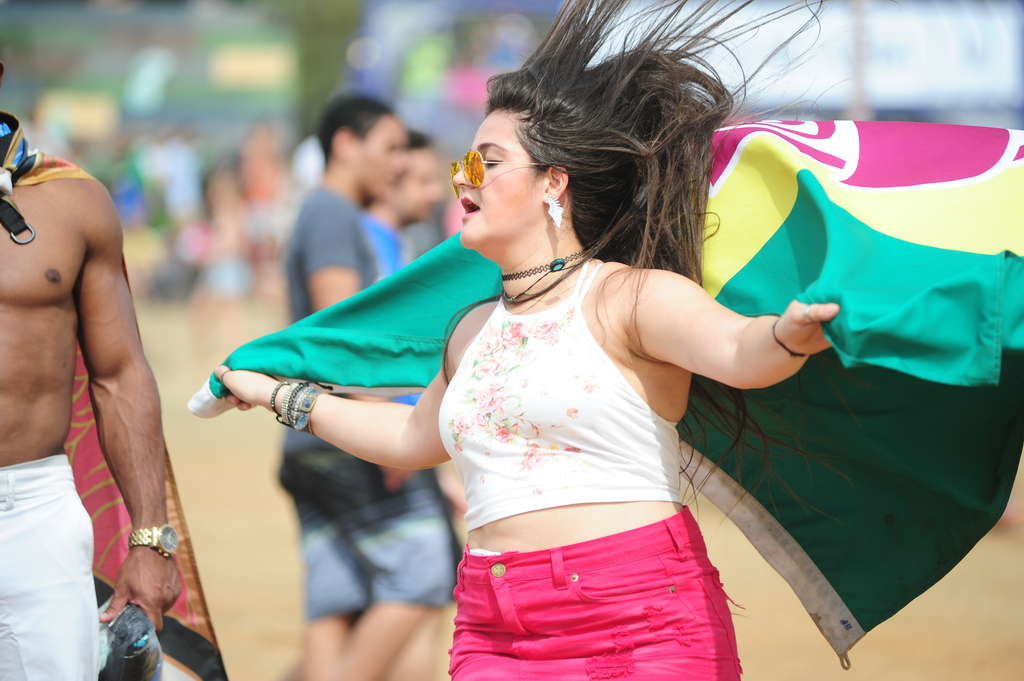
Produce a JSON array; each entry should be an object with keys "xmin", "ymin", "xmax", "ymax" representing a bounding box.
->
[
  {"xmin": 361, "ymin": 129, "xmax": 445, "ymax": 280},
  {"xmin": 360, "ymin": 126, "xmax": 464, "ymax": 680},
  {"xmin": 279, "ymin": 94, "xmax": 459, "ymax": 681},
  {"xmin": 241, "ymin": 123, "xmax": 290, "ymax": 305},
  {"xmin": 188, "ymin": 156, "xmax": 252, "ymax": 357}
]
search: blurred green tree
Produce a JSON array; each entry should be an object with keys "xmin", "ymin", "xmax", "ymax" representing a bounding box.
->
[{"xmin": 261, "ymin": 0, "xmax": 363, "ymax": 136}]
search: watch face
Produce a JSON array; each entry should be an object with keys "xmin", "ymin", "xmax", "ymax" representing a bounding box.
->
[{"xmin": 158, "ymin": 525, "xmax": 179, "ymax": 554}]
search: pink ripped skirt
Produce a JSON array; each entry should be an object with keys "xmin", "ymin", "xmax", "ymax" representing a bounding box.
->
[{"xmin": 449, "ymin": 508, "xmax": 742, "ymax": 680}]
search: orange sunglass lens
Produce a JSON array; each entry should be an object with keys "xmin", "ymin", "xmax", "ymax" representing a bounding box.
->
[
  {"xmin": 450, "ymin": 151, "xmax": 485, "ymax": 197},
  {"xmin": 448, "ymin": 150, "xmax": 483, "ymax": 196},
  {"xmin": 463, "ymin": 151, "xmax": 484, "ymax": 186},
  {"xmin": 450, "ymin": 161, "xmax": 461, "ymax": 197}
]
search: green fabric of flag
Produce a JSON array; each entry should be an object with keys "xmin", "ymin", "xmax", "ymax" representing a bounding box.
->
[{"xmin": 209, "ymin": 236, "xmax": 500, "ymax": 394}]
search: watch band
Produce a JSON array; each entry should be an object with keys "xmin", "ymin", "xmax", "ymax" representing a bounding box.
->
[{"xmin": 128, "ymin": 525, "xmax": 175, "ymax": 558}]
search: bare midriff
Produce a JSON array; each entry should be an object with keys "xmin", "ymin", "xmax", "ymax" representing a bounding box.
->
[
  {"xmin": 0, "ymin": 181, "xmax": 86, "ymax": 467},
  {"xmin": 467, "ymin": 499, "xmax": 684, "ymax": 553}
]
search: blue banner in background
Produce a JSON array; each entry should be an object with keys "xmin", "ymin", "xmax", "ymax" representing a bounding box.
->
[{"xmin": 350, "ymin": 0, "xmax": 1024, "ymax": 138}]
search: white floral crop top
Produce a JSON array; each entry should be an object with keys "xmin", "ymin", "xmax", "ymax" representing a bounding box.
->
[{"xmin": 438, "ymin": 261, "xmax": 683, "ymax": 530}]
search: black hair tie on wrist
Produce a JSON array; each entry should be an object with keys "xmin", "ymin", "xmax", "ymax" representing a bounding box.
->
[{"xmin": 772, "ymin": 317, "xmax": 807, "ymax": 357}]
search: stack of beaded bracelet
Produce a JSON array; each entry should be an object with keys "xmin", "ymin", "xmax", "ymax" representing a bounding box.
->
[{"xmin": 271, "ymin": 381, "xmax": 322, "ymax": 431}]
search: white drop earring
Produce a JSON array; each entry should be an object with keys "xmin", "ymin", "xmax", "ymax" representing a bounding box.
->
[{"xmin": 544, "ymin": 194, "xmax": 564, "ymax": 229}]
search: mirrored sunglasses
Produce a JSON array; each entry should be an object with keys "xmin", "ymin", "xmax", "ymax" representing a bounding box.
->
[
  {"xmin": 450, "ymin": 150, "xmax": 485, "ymax": 197},
  {"xmin": 449, "ymin": 150, "xmax": 549, "ymax": 197}
]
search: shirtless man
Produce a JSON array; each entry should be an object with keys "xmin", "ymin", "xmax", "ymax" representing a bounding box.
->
[{"xmin": 0, "ymin": 62, "xmax": 180, "ymax": 680}]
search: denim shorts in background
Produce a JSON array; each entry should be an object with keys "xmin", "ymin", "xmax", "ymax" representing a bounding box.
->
[
  {"xmin": 299, "ymin": 496, "xmax": 457, "ymax": 619},
  {"xmin": 280, "ymin": 448, "xmax": 458, "ymax": 620},
  {"xmin": 450, "ymin": 508, "xmax": 742, "ymax": 681}
]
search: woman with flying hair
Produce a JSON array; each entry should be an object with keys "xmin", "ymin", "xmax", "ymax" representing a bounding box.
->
[{"xmin": 220, "ymin": 1, "xmax": 838, "ymax": 678}]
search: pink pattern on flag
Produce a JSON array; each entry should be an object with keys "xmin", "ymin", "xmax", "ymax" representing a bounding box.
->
[
  {"xmin": 710, "ymin": 120, "xmax": 1021, "ymax": 192},
  {"xmin": 845, "ymin": 122, "xmax": 1011, "ymax": 188},
  {"xmin": 711, "ymin": 121, "xmax": 843, "ymax": 185}
]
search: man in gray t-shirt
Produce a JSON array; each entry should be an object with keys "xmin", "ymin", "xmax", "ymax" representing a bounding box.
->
[
  {"xmin": 285, "ymin": 187, "xmax": 376, "ymax": 322},
  {"xmin": 283, "ymin": 188, "xmax": 376, "ymax": 456},
  {"xmin": 277, "ymin": 94, "xmax": 458, "ymax": 681}
]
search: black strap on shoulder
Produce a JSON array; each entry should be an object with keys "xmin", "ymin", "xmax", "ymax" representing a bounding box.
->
[
  {"xmin": 0, "ymin": 196, "xmax": 35, "ymax": 244},
  {"xmin": 1, "ymin": 111, "xmax": 37, "ymax": 245}
]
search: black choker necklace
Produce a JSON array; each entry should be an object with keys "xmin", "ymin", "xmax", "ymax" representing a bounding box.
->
[
  {"xmin": 501, "ymin": 251, "xmax": 586, "ymax": 282},
  {"xmin": 501, "ymin": 251, "xmax": 589, "ymax": 304}
]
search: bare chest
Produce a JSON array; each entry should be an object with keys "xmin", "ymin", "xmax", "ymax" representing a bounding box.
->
[{"xmin": 0, "ymin": 188, "xmax": 85, "ymax": 307}]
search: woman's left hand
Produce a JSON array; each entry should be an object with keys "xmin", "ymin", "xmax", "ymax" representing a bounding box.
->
[
  {"xmin": 774, "ymin": 300, "xmax": 840, "ymax": 356},
  {"xmin": 215, "ymin": 365, "xmax": 276, "ymax": 411}
]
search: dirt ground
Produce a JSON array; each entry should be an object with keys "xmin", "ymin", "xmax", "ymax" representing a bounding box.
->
[{"xmin": 139, "ymin": 299, "xmax": 1024, "ymax": 681}]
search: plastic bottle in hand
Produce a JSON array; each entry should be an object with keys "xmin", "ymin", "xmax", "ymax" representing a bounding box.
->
[{"xmin": 97, "ymin": 601, "xmax": 163, "ymax": 681}]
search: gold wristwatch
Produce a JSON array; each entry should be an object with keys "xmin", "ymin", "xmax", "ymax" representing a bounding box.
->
[{"xmin": 128, "ymin": 524, "xmax": 179, "ymax": 558}]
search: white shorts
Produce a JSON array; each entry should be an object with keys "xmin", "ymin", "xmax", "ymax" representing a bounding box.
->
[{"xmin": 0, "ymin": 454, "xmax": 98, "ymax": 681}]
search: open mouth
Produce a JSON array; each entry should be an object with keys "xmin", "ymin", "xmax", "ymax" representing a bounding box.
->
[{"xmin": 461, "ymin": 197, "xmax": 480, "ymax": 214}]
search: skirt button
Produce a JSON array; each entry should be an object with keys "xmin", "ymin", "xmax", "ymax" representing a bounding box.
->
[{"xmin": 490, "ymin": 563, "xmax": 507, "ymax": 578}]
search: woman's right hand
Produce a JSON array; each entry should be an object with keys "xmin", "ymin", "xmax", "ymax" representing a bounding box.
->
[{"xmin": 215, "ymin": 365, "xmax": 276, "ymax": 412}]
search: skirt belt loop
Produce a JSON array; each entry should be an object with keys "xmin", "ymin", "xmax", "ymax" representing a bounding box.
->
[
  {"xmin": 550, "ymin": 547, "xmax": 568, "ymax": 589},
  {"xmin": 665, "ymin": 513, "xmax": 688, "ymax": 553}
]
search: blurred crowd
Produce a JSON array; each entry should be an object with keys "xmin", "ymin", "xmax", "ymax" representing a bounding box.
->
[{"xmin": 20, "ymin": 115, "xmax": 452, "ymax": 357}]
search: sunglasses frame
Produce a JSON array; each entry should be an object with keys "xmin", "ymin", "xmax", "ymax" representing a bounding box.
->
[{"xmin": 450, "ymin": 150, "xmax": 550, "ymax": 197}]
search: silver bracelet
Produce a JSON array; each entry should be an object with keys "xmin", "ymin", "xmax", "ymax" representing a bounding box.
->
[
  {"xmin": 275, "ymin": 382, "xmax": 300, "ymax": 426},
  {"xmin": 274, "ymin": 382, "xmax": 322, "ymax": 431},
  {"xmin": 289, "ymin": 383, "xmax": 319, "ymax": 431},
  {"xmin": 270, "ymin": 381, "xmax": 288, "ymax": 413}
]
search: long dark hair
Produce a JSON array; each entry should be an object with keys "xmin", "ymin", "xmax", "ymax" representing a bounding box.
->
[
  {"xmin": 489, "ymin": 0, "xmax": 819, "ymax": 279},
  {"xmin": 451, "ymin": 0, "xmax": 824, "ymax": 490}
]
